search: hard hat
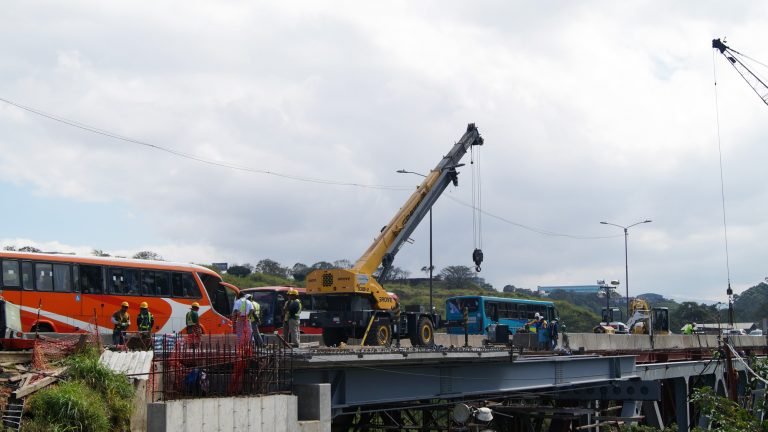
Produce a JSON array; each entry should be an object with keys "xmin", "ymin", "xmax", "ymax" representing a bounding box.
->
[
  {"xmin": 534, "ymin": 312, "xmax": 540, "ymax": 319},
  {"xmin": 121, "ymin": 301, "xmax": 129, "ymax": 307},
  {"xmin": 288, "ymin": 289, "xmax": 299, "ymax": 296},
  {"xmin": 191, "ymin": 302, "xmax": 200, "ymax": 309},
  {"xmin": 140, "ymin": 302, "xmax": 148, "ymax": 309},
  {"xmin": 476, "ymin": 407, "xmax": 493, "ymax": 422}
]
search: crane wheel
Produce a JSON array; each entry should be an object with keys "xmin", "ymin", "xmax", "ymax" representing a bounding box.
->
[
  {"xmin": 366, "ymin": 321, "xmax": 392, "ymax": 346},
  {"xmin": 410, "ymin": 317, "xmax": 434, "ymax": 346}
]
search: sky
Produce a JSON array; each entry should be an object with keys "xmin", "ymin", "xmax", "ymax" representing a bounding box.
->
[{"xmin": 1, "ymin": 1, "xmax": 768, "ymax": 302}]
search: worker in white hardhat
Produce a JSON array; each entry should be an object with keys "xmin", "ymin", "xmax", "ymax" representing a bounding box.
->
[{"xmin": 231, "ymin": 291, "xmax": 253, "ymax": 346}]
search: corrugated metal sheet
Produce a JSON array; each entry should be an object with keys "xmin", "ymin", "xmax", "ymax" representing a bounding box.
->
[{"xmin": 99, "ymin": 350, "xmax": 153, "ymax": 381}]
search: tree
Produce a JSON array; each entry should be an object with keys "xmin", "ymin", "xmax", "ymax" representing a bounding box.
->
[
  {"xmin": 385, "ymin": 266, "xmax": 410, "ymax": 282},
  {"xmin": 132, "ymin": 251, "xmax": 163, "ymax": 261},
  {"xmin": 91, "ymin": 249, "xmax": 111, "ymax": 257},
  {"xmin": 3, "ymin": 246, "xmax": 16, "ymax": 251},
  {"xmin": 19, "ymin": 246, "xmax": 42, "ymax": 253},
  {"xmin": 227, "ymin": 265, "xmax": 252, "ymax": 278},
  {"xmin": 333, "ymin": 259, "xmax": 353, "ymax": 269},
  {"xmin": 311, "ymin": 261, "xmax": 334, "ymax": 270},
  {"xmin": 439, "ymin": 265, "xmax": 474, "ymax": 289},
  {"xmin": 420, "ymin": 265, "xmax": 434, "ymax": 276},
  {"xmin": 255, "ymin": 259, "xmax": 288, "ymax": 278},
  {"xmin": 291, "ymin": 263, "xmax": 310, "ymax": 282}
]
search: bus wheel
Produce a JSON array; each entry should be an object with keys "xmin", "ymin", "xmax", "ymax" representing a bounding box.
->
[
  {"xmin": 366, "ymin": 321, "xmax": 392, "ymax": 346},
  {"xmin": 31, "ymin": 323, "xmax": 54, "ymax": 333},
  {"xmin": 410, "ymin": 317, "xmax": 434, "ymax": 347},
  {"xmin": 322, "ymin": 328, "xmax": 348, "ymax": 347}
]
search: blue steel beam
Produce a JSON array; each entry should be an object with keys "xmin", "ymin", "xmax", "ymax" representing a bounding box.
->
[{"xmin": 292, "ymin": 353, "xmax": 636, "ymax": 409}]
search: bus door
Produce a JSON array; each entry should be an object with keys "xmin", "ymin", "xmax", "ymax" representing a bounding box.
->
[{"xmin": 33, "ymin": 262, "xmax": 82, "ymax": 332}]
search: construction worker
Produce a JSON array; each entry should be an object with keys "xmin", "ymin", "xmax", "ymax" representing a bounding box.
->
[
  {"xmin": 283, "ymin": 289, "xmax": 302, "ymax": 347},
  {"xmin": 111, "ymin": 301, "xmax": 131, "ymax": 346},
  {"xmin": 137, "ymin": 302, "xmax": 154, "ymax": 334},
  {"xmin": 534, "ymin": 314, "xmax": 550, "ymax": 350},
  {"xmin": 231, "ymin": 292, "xmax": 253, "ymax": 346},
  {"xmin": 186, "ymin": 302, "xmax": 203, "ymax": 343},
  {"xmin": 525, "ymin": 313, "xmax": 541, "ymax": 333},
  {"xmin": 136, "ymin": 302, "xmax": 154, "ymax": 349},
  {"xmin": 549, "ymin": 317, "xmax": 560, "ymax": 350},
  {"xmin": 681, "ymin": 321, "xmax": 694, "ymax": 335},
  {"xmin": 247, "ymin": 294, "xmax": 265, "ymax": 347}
]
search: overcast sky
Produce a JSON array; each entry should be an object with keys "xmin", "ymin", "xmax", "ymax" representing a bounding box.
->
[{"xmin": 2, "ymin": 1, "xmax": 768, "ymax": 301}]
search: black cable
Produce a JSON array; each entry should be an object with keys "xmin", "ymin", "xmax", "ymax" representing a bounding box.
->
[{"xmin": 0, "ymin": 96, "xmax": 410, "ymax": 191}]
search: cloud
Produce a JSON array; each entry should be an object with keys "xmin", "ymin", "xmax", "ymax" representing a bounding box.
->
[{"xmin": 1, "ymin": 1, "xmax": 768, "ymax": 303}]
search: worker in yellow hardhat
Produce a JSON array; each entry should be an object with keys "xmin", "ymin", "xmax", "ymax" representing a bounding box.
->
[
  {"xmin": 186, "ymin": 302, "xmax": 203, "ymax": 343},
  {"xmin": 111, "ymin": 301, "xmax": 131, "ymax": 346},
  {"xmin": 283, "ymin": 289, "xmax": 302, "ymax": 347}
]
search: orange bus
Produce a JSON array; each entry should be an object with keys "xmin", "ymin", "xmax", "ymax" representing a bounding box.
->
[
  {"xmin": 240, "ymin": 286, "xmax": 322, "ymax": 335},
  {"xmin": 0, "ymin": 251, "xmax": 239, "ymax": 335}
]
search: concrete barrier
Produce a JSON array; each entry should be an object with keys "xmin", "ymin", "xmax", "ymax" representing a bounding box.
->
[{"xmin": 147, "ymin": 394, "xmax": 327, "ymax": 432}]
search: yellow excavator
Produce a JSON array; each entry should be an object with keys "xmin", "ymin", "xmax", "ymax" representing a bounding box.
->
[
  {"xmin": 626, "ymin": 299, "xmax": 670, "ymax": 336},
  {"xmin": 306, "ymin": 124, "xmax": 484, "ymax": 347}
]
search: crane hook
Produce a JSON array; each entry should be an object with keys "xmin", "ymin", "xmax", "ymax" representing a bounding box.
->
[{"xmin": 472, "ymin": 248, "xmax": 483, "ymax": 273}]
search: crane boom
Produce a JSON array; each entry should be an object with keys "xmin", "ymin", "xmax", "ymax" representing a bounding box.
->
[
  {"xmin": 355, "ymin": 123, "xmax": 484, "ymax": 280},
  {"xmin": 306, "ymin": 123, "xmax": 483, "ymax": 311},
  {"xmin": 713, "ymin": 38, "xmax": 768, "ymax": 106}
]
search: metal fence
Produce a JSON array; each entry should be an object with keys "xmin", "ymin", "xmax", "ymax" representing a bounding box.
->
[{"xmin": 151, "ymin": 334, "xmax": 292, "ymax": 401}]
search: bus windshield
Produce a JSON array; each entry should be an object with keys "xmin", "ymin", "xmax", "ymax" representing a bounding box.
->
[
  {"xmin": 198, "ymin": 273, "xmax": 235, "ymax": 317},
  {"xmin": 446, "ymin": 297, "xmax": 480, "ymax": 315}
]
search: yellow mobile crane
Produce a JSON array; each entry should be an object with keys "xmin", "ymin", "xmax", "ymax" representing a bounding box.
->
[{"xmin": 307, "ymin": 124, "xmax": 484, "ymax": 347}]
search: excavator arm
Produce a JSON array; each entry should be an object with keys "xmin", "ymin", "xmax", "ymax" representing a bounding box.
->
[
  {"xmin": 713, "ymin": 38, "xmax": 768, "ymax": 107},
  {"xmin": 306, "ymin": 123, "xmax": 484, "ymax": 310}
]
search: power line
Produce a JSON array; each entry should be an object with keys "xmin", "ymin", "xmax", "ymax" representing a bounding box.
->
[
  {"xmin": 0, "ymin": 96, "xmax": 410, "ymax": 191},
  {"xmin": 2, "ymin": 96, "xmax": 623, "ymax": 240},
  {"xmin": 446, "ymin": 195, "xmax": 622, "ymax": 240}
]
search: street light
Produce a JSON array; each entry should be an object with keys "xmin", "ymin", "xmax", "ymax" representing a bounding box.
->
[
  {"xmin": 396, "ymin": 169, "xmax": 434, "ymax": 312},
  {"xmin": 600, "ymin": 219, "xmax": 653, "ymax": 319}
]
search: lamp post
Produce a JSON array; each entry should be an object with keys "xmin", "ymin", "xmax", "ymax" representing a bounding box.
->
[
  {"xmin": 600, "ymin": 219, "xmax": 652, "ymax": 319},
  {"xmin": 396, "ymin": 169, "xmax": 433, "ymax": 312}
]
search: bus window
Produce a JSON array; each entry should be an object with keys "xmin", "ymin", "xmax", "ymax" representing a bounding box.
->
[
  {"xmin": 36, "ymin": 263, "xmax": 54, "ymax": 291},
  {"xmin": 22, "ymin": 261, "xmax": 33, "ymax": 290},
  {"xmin": 80, "ymin": 265, "xmax": 103, "ymax": 293},
  {"xmin": 155, "ymin": 272, "xmax": 171, "ymax": 296},
  {"xmin": 171, "ymin": 272, "xmax": 199, "ymax": 297},
  {"xmin": 485, "ymin": 301, "xmax": 500, "ymax": 322},
  {"xmin": 52, "ymin": 264, "xmax": 72, "ymax": 292},
  {"xmin": 109, "ymin": 268, "xmax": 139, "ymax": 295},
  {"xmin": 1, "ymin": 260, "xmax": 20, "ymax": 288},
  {"xmin": 72, "ymin": 266, "xmax": 79, "ymax": 293},
  {"xmin": 142, "ymin": 271, "xmax": 171, "ymax": 296}
]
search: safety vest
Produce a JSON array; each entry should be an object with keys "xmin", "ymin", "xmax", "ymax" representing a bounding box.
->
[
  {"xmin": 186, "ymin": 310, "xmax": 199, "ymax": 327},
  {"xmin": 113, "ymin": 311, "xmax": 130, "ymax": 331},
  {"xmin": 239, "ymin": 298, "xmax": 249, "ymax": 316},
  {"xmin": 138, "ymin": 311, "xmax": 154, "ymax": 331},
  {"xmin": 248, "ymin": 301, "xmax": 260, "ymax": 323},
  {"xmin": 284, "ymin": 299, "xmax": 302, "ymax": 320}
]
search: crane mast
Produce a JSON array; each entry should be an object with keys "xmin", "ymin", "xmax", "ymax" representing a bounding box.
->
[
  {"xmin": 713, "ymin": 38, "xmax": 768, "ymax": 107},
  {"xmin": 306, "ymin": 123, "xmax": 484, "ymax": 311}
]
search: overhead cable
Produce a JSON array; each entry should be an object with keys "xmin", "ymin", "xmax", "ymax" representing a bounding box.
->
[{"xmin": 0, "ymin": 96, "xmax": 409, "ymax": 191}]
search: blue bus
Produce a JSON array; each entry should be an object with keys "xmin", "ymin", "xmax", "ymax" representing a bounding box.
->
[{"xmin": 445, "ymin": 295, "xmax": 557, "ymax": 335}]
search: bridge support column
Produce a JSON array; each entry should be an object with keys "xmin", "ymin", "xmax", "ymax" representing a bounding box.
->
[
  {"xmin": 674, "ymin": 378, "xmax": 689, "ymax": 432},
  {"xmin": 620, "ymin": 401, "xmax": 639, "ymax": 425},
  {"xmin": 641, "ymin": 401, "xmax": 664, "ymax": 429}
]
